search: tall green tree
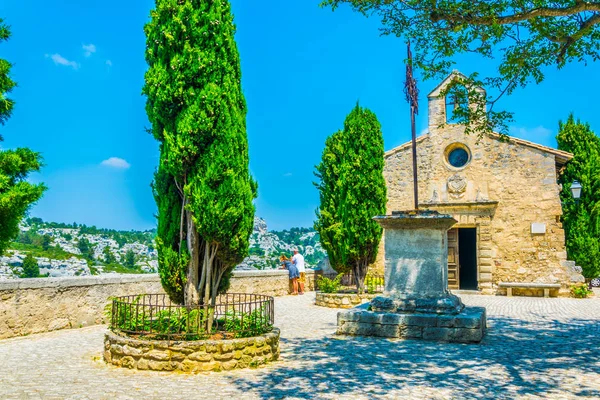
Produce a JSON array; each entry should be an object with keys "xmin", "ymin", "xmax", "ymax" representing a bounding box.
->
[
  {"xmin": 21, "ymin": 253, "xmax": 39, "ymax": 278},
  {"xmin": 41, "ymin": 234, "xmax": 52, "ymax": 251},
  {"xmin": 144, "ymin": 0, "xmax": 256, "ymax": 308},
  {"xmin": 124, "ymin": 249, "xmax": 136, "ymax": 269},
  {"xmin": 314, "ymin": 131, "xmax": 345, "ymax": 272},
  {"xmin": 314, "ymin": 104, "xmax": 387, "ymax": 291},
  {"xmin": 557, "ymin": 114, "xmax": 600, "ymax": 279},
  {"xmin": 322, "ymin": 1, "xmax": 600, "ymax": 136},
  {"xmin": 77, "ymin": 237, "xmax": 93, "ymax": 260},
  {"xmin": 0, "ymin": 19, "xmax": 46, "ymax": 255},
  {"xmin": 102, "ymin": 246, "xmax": 115, "ymax": 265}
]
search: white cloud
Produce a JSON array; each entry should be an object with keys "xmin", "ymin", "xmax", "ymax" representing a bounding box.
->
[
  {"xmin": 283, "ymin": 172, "xmax": 293, "ymax": 177},
  {"xmin": 82, "ymin": 44, "xmax": 96, "ymax": 57},
  {"xmin": 105, "ymin": 60, "xmax": 113, "ymax": 67},
  {"xmin": 46, "ymin": 53, "xmax": 79, "ymax": 70},
  {"xmin": 101, "ymin": 157, "xmax": 130, "ymax": 169}
]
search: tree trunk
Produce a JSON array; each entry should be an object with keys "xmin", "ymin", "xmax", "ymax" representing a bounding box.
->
[
  {"xmin": 353, "ymin": 260, "xmax": 366, "ymax": 293},
  {"xmin": 184, "ymin": 210, "xmax": 200, "ymax": 306}
]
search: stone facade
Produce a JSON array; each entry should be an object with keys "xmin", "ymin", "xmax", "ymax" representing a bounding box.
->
[
  {"xmin": 104, "ymin": 328, "xmax": 280, "ymax": 372},
  {"xmin": 377, "ymin": 71, "xmax": 583, "ymax": 296},
  {"xmin": 0, "ymin": 270, "xmax": 317, "ymax": 339},
  {"xmin": 315, "ymin": 292, "xmax": 378, "ymax": 308}
]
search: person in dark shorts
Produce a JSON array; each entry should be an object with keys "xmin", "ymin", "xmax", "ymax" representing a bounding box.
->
[{"xmin": 280, "ymin": 254, "xmax": 299, "ymax": 295}]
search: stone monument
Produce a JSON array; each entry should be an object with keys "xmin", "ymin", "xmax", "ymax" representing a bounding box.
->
[{"xmin": 337, "ymin": 210, "xmax": 486, "ymax": 343}]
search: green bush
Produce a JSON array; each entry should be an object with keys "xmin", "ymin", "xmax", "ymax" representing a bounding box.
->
[
  {"xmin": 10, "ymin": 242, "xmax": 80, "ymax": 261},
  {"xmin": 317, "ymin": 274, "xmax": 343, "ymax": 293},
  {"xmin": 366, "ymin": 275, "xmax": 384, "ymax": 294},
  {"xmin": 106, "ymin": 297, "xmax": 271, "ymax": 340},
  {"xmin": 101, "ymin": 262, "xmax": 143, "ymax": 274},
  {"xmin": 20, "ymin": 254, "xmax": 39, "ymax": 278},
  {"xmin": 571, "ymin": 284, "xmax": 593, "ymax": 298},
  {"xmin": 221, "ymin": 307, "xmax": 272, "ymax": 338}
]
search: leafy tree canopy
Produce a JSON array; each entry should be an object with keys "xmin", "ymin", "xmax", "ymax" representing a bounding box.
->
[
  {"xmin": 558, "ymin": 114, "xmax": 600, "ymax": 278},
  {"xmin": 0, "ymin": 18, "xmax": 15, "ymax": 130},
  {"xmin": 0, "ymin": 18, "xmax": 46, "ymax": 255},
  {"xmin": 322, "ymin": 1, "xmax": 600, "ymax": 135}
]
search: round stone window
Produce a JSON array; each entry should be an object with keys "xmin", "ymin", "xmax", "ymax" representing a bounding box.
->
[{"xmin": 444, "ymin": 143, "xmax": 471, "ymax": 169}]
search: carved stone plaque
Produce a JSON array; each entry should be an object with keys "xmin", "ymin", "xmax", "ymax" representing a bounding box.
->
[{"xmin": 447, "ymin": 174, "xmax": 467, "ymax": 199}]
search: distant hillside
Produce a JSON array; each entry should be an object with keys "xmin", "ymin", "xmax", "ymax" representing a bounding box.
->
[
  {"xmin": 0, "ymin": 217, "xmax": 326, "ymax": 279},
  {"xmin": 238, "ymin": 218, "xmax": 327, "ymax": 270},
  {"xmin": 0, "ymin": 217, "xmax": 157, "ymax": 280}
]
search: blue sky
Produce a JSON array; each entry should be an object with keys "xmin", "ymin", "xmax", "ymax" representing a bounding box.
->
[{"xmin": 1, "ymin": 1, "xmax": 599, "ymax": 231}]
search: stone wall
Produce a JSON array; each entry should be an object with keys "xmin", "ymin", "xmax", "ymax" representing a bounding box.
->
[
  {"xmin": 0, "ymin": 270, "xmax": 317, "ymax": 339},
  {"xmin": 0, "ymin": 274, "xmax": 163, "ymax": 340},
  {"xmin": 104, "ymin": 329, "xmax": 280, "ymax": 372},
  {"xmin": 228, "ymin": 269, "xmax": 316, "ymax": 296}
]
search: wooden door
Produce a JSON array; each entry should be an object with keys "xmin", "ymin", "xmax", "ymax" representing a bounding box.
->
[{"xmin": 447, "ymin": 228, "xmax": 459, "ymax": 289}]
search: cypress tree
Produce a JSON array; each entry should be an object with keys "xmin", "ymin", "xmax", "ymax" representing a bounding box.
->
[
  {"xmin": 314, "ymin": 131, "xmax": 345, "ymax": 272},
  {"xmin": 0, "ymin": 18, "xmax": 46, "ymax": 255},
  {"xmin": 144, "ymin": 0, "xmax": 256, "ymax": 307},
  {"xmin": 314, "ymin": 104, "xmax": 387, "ymax": 290},
  {"xmin": 557, "ymin": 114, "xmax": 600, "ymax": 279}
]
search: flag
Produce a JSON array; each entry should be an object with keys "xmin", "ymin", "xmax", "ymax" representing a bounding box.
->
[{"xmin": 404, "ymin": 41, "xmax": 419, "ymax": 115}]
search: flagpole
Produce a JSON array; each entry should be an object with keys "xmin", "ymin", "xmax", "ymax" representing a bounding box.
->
[
  {"xmin": 404, "ymin": 41, "xmax": 419, "ymax": 211},
  {"xmin": 410, "ymin": 103, "xmax": 418, "ymax": 211}
]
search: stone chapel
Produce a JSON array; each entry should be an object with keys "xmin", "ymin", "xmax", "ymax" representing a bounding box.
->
[{"xmin": 378, "ymin": 71, "xmax": 584, "ymax": 296}]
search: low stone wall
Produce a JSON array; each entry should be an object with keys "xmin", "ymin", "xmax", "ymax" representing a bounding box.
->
[
  {"xmin": 0, "ymin": 274, "xmax": 162, "ymax": 340},
  {"xmin": 104, "ymin": 328, "xmax": 280, "ymax": 372},
  {"xmin": 0, "ymin": 270, "xmax": 317, "ymax": 339},
  {"xmin": 315, "ymin": 292, "xmax": 378, "ymax": 308},
  {"xmin": 228, "ymin": 269, "xmax": 316, "ymax": 296}
]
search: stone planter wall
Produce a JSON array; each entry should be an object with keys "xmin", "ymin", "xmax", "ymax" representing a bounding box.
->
[
  {"xmin": 104, "ymin": 328, "xmax": 280, "ymax": 372},
  {"xmin": 315, "ymin": 292, "xmax": 378, "ymax": 308},
  {"xmin": 0, "ymin": 270, "xmax": 317, "ymax": 339}
]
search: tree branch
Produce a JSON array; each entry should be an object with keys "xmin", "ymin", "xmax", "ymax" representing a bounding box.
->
[
  {"xmin": 555, "ymin": 13, "xmax": 600, "ymax": 63},
  {"xmin": 430, "ymin": 2, "xmax": 600, "ymax": 25}
]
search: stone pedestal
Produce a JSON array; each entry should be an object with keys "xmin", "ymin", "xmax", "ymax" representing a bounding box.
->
[{"xmin": 337, "ymin": 210, "xmax": 486, "ymax": 343}]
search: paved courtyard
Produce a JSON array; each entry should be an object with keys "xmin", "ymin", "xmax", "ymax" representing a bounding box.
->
[{"xmin": 1, "ymin": 293, "xmax": 600, "ymax": 399}]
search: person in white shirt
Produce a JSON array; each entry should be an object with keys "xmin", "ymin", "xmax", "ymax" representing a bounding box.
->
[{"xmin": 292, "ymin": 249, "xmax": 305, "ymax": 295}]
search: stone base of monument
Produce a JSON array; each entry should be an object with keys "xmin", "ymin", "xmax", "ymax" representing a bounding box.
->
[
  {"xmin": 337, "ymin": 303, "xmax": 486, "ymax": 343},
  {"xmin": 336, "ymin": 210, "xmax": 487, "ymax": 343}
]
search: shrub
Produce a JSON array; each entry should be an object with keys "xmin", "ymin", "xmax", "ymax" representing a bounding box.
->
[
  {"xmin": 317, "ymin": 274, "xmax": 343, "ymax": 293},
  {"xmin": 106, "ymin": 297, "xmax": 271, "ymax": 340},
  {"xmin": 571, "ymin": 284, "xmax": 593, "ymax": 298},
  {"xmin": 222, "ymin": 307, "xmax": 272, "ymax": 338},
  {"xmin": 20, "ymin": 254, "xmax": 39, "ymax": 278},
  {"xmin": 366, "ymin": 275, "xmax": 384, "ymax": 294}
]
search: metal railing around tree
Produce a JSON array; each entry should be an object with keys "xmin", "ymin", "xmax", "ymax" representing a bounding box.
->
[
  {"xmin": 109, "ymin": 293, "xmax": 274, "ymax": 341},
  {"xmin": 314, "ymin": 271, "xmax": 385, "ymax": 294}
]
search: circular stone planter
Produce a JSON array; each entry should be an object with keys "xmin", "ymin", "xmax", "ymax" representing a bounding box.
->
[
  {"xmin": 104, "ymin": 328, "xmax": 280, "ymax": 372},
  {"xmin": 315, "ymin": 292, "xmax": 379, "ymax": 309}
]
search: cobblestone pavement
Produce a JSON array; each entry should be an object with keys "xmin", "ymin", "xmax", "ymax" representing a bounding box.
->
[{"xmin": 1, "ymin": 293, "xmax": 600, "ymax": 399}]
